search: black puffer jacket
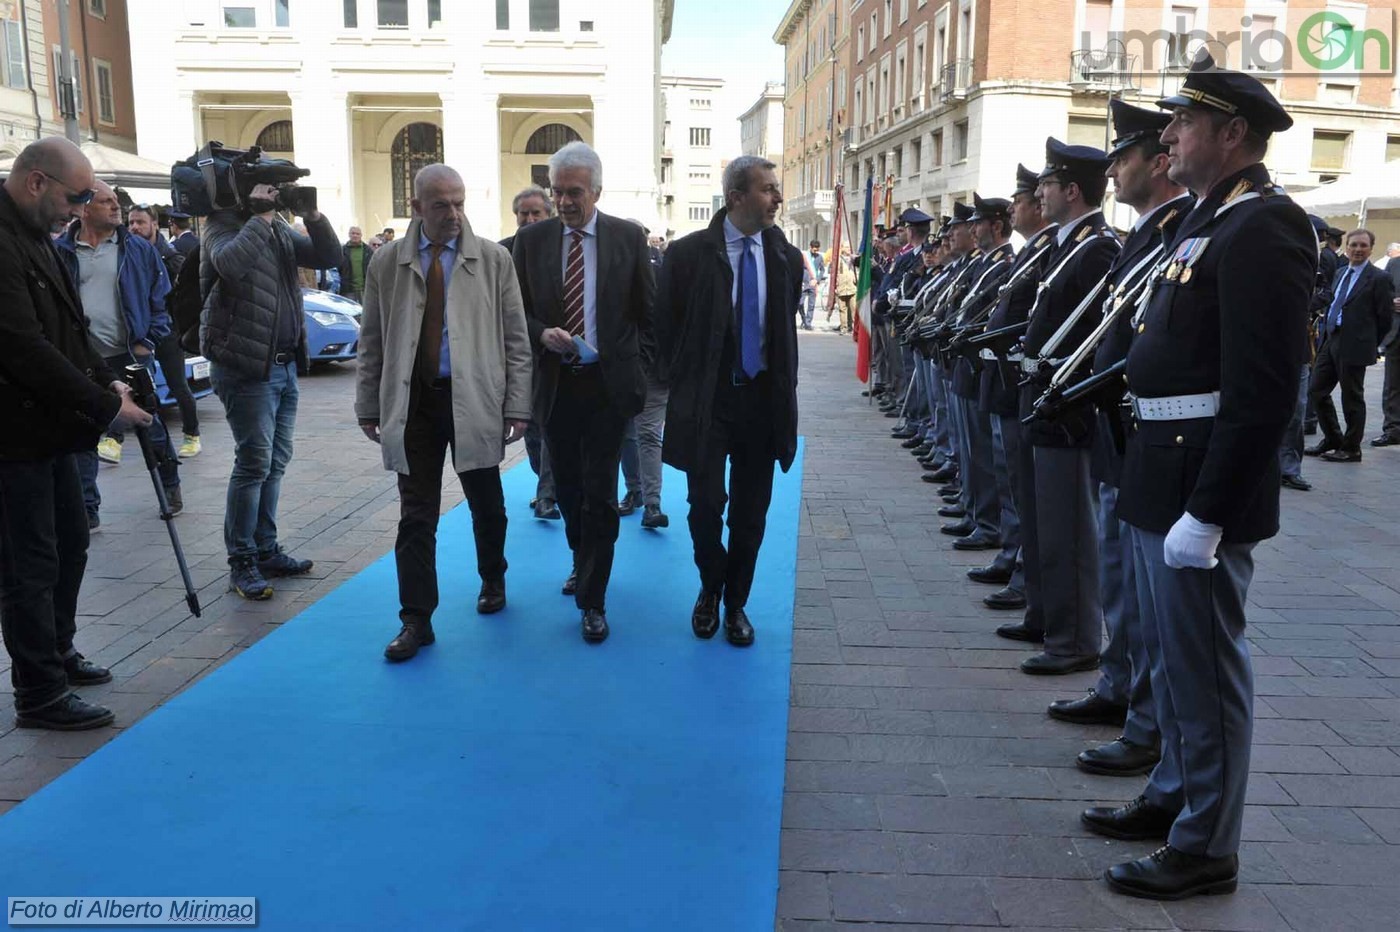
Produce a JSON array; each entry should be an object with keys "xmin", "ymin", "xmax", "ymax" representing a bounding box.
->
[{"xmin": 199, "ymin": 210, "xmax": 341, "ymax": 379}]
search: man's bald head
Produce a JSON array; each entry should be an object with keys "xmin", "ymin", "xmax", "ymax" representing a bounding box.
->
[
  {"xmin": 4, "ymin": 137, "xmax": 95, "ymax": 233},
  {"xmin": 413, "ymin": 164, "xmax": 464, "ymax": 200},
  {"xmin": 411, "ymin": 163, "xmax": 466, "ymax": 245}
]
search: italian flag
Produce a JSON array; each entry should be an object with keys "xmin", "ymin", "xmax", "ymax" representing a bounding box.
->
[{"xmin": 854, "ymin": 175, "xmax": 874, "ymax": 384}]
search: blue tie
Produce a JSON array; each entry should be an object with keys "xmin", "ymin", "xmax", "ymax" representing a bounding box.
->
[
  {"xmin": 738, "ymin": 236, "xmax": 763, "ymax": 378},
  {"xmin": 1327, "ymin": 267, "xmax": 1354, "ymax": 333}
]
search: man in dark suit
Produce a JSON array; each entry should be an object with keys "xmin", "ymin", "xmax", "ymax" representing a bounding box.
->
[
  {"xmin": 0, "ymin": 137, "xmax": 152, "ymax": 730},
  {"xmin": 1376, "ymin": 245, "xmax": 1400, "ymax": 446},
  {"xmin": 512, "ymin": 142, "xmax": 654, "ymax": 644},
  {"xmin": 1306, "ymin": 229, "xmax": 1395, "ymax": 462},
  {"xmin": 1084, "ymin": 53, "xmax": 1315, "ymax": 900},
  {"xmin": 657, "ymin": 156, "xmax": 800, "ymax": 647}
]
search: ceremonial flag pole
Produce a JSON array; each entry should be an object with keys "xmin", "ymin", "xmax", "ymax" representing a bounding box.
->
[
  {"xmin": 826, "ymin": 184, "xmax": 845, "ymax": 320},
  {"xmin": 854, "ymin": 175, "xmax": 874, "ymax": 385}
]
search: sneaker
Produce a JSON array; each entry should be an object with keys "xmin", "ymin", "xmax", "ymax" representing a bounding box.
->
[
  {"xmin": 163, "ymin": 485, "xmax": 183, "ymax": 516},
  {"xmin": 96, "ymin": 437, "xmax": 122, "ymax": 465},
  {"xmin": 229, "ymin": 557, "xmax": 273, "ymax": 600},
  {"xmin": 640, "ymin": 504, "xmax": 669, "ymax": 529},
  {"xmin": 257, "ymin": 548, "xmax": 314, "ymax": 578},
  {"xmin": 178, "ymin": 434, "xmax": 202, "ymax": 458},
  {"xmin": 15, "ymin": 693, "xmax": 114, "ymax": 731},
  {"xmin": 87, "ymin": 513, "xmax": 100, "ymax": 533}
]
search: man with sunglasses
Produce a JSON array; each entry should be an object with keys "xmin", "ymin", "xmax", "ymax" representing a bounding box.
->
[{"xmin": 0, "ymin": 137, "xmax": 152, "ymax": 730}]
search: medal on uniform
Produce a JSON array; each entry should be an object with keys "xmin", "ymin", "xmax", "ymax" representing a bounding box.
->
[{"xmin": 1179, "ymin": 267, "xmax": 1193, "ymax": 283}]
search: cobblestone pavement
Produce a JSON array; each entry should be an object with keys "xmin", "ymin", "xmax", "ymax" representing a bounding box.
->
[{"xmin": 2, "ymin": 334, "xmax": 1398, "ymax": 931}]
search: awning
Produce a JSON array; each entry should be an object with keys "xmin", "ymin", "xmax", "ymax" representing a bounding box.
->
[{"xmin": 0, "ymin": 139, "xmax": 172, "ymax": 204}]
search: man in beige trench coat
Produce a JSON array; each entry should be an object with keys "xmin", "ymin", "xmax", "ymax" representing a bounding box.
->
[{"xmin": 355, "ymin": 165, "xmax": 534, "ymax": 662}]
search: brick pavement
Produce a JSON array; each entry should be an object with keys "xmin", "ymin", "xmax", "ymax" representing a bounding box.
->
[{"xmin": 1, "ymin": 335, "xmax": 1398, "ymax": 931}]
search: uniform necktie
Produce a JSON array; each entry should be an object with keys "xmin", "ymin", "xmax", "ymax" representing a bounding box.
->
[
  {"xmin": 419, "ymin": 243, "xmax": 445, "ymax": 385},
  {"xmin": 738, "ymin": 236, "xmax": 763, "ymax": 379},
  {"xmin": 563, "ymin": 230, "xmax": 585, "ymax": 337},
  {"xmin": 1327, "ymin": 266, "xmax": 1354, "ymax": 334}
]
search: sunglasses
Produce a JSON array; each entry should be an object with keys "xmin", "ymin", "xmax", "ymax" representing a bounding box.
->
[{"xmin": 39, "ymin": 171, "xmax": 95, "ymax": 205}]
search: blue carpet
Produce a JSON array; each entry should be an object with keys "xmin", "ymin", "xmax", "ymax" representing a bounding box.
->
[{"xmin": 0, "ymin": 446, "xmax": 803, "ymax": 931}]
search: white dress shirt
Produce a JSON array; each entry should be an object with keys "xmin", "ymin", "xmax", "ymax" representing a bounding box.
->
[
  {"xmin": 560, "ymin": 211, "xmax": 600, "ymax": 348},
  {"xmin": 1055, "ymin": 210, "xmax": 1101, "ymax": 247},
  {"xmin": 723, "ymin": 216, "xmax": 767, "ymax": 357}
]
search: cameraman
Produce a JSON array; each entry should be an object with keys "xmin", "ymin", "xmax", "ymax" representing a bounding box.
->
[{"xmin": 201, "ymin": 182, "xmax": 340, "ymax": 600}]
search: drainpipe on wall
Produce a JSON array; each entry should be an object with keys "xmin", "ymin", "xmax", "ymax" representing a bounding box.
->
[{"xmin": 16, "ymin": 0, "xmax": 43, "ymax": 139}]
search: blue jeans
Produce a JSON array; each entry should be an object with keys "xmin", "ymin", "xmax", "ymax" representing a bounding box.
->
[
  {"xmin": 800, "ymin": 289, "xmax": 816, "ymax": 328},
  {"xmin": 77, "ymin": 353, "xmax": 178, "ymax": 518},
  {"xmin": 210, "ymin": 360, "xmax": 298, "ymax": 561},
  {"xmin": 1278, "ymin": 363, "xmax": 1310, "ymax": 479}
]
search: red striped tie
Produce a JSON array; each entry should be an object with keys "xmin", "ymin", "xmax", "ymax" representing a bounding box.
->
[{"xmin": 563, "ymin": 230, "xmax": 585, "ymax": 336}]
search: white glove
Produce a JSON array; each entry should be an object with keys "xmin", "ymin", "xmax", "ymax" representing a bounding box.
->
[{"xmin": 1163, "ymin": 512, "xmax": 1223, "ymax": 570}]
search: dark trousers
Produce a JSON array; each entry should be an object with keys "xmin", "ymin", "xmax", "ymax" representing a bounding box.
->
[
  {"xmin": 0, "ymin": 454, "xmax": 87, "ymax": 713},
  {"xmin": 78, "ymin": 353, "xmax": 179, "ymax": 518},
  {"xmin": 1309, "ymin": 337, "xmax": 1368, "ymax": 452},
  {"xmin": 686, "ymin": 372, "xmax": 777, "ymax": 610},
  {"xmin": 395, "ymin": 381, "xmax": 507, "ymax": 625},
  {"xmin": 546, "ymin": 365, "xmax": 628, "ymax": 611},
  {"xmin": 154, "ymin": 332, "xmax": 199, "ymax": 436},
  {"xmin": 1381, "ymin": 345, "xmax": 1400, "ymax": 439}
]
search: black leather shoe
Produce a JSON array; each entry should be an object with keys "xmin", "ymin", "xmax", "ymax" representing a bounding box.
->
[
  {"xmin": 1021, "ymin": 652, "xmax": 1100, "ymax": 675},
  {"xmin": 562, "ymin": 568, "xmax": 578, "ymax": 596},
  {"xmin": 939, "ymin": 486, "xmax": 962, "ymax": 500},
  {"xmin": 986, "ymin": 589, "xmax": 1028, "ymax": 611},
  {"xmin": 919, "ymin": 457, "xmax": 943, "ymax": 470},
  {"xmin": 995, "ymin": 620, "xmax": 1042, "ymax": 642},
  {"xmin": 967, "ymin": 564, "xmax": 1013, "ymax": 585},
  {"xmin": 64, "ymin": 653, "xmax": 111, "ymax": 686},
  {"xmin": 1371, "ymin": 433, "xmax": 1400, "ymax": 447},
  {"xmin": 616, "ymin": 490, "xmax": 643, "ymax": 516},
  {"xmin": 1320, "ymin": 448, "xmax": 1361, "ymax": 462},
  {"xmin": 1105, "ymin": 845, "xmax": 1238, "ymax": 900},
  {"xmin": 533, "ymin": 497, "xmax": 561, "ymax": 519},
  {"xmin": 581, "ymin": 608, "xmax": 609, "ymax": 643},
  {"xmin": 911, "ymin": 443, "xmax": 935, "ymax": 457},
  {"xmin": 724, "ymin": 607, "xmax": 755, "ymax": 647},
  {"xmin": 692, "ymin": 590, "xmax": 721, "ymax": 639},
  {"xmin": 940, "ymin": 520, "xmax": 973, "ymax": 537},
  {"xmin": 1047, "ymin": 688, "xmax": 1127, "ymax": 725},
  {"xmin": 901, "ymin": 436, "xmax": 924, "ymax": 449},
  {"xmin": 891, "ymin": 426, "xmax": 918, "ymax": 439},
  {"xmin": 937, "ymin": 504, "xmax": 966, "ymax": 518},
  {"xmin": 476, "ymin": 578, "xmax": 506, "ymax": 614},
  {"xmin": 1079, "ymin": 738, "xmax": 1162, "ymax": 776},
  {"xmin": 925, "ymin": 465, "xmax": 958, "ymax": 484},
  {"xmin": 1082, "ymin": 795, "xmax": 1177, "ymax": 841},
  {"xmin": 15, "ymin": 694, "xmax": 114, "ymax": 731},
  {"xmin": 641, "ymin": 504, "xmax": 669, "ymax": 529},
  {"xmin": 1304, "ymin": 441, "xmax": 1335, "ymax": 457},
  {"xmin": 1280, "ymin": 474, "xmax": 1312, "ymax": 491},
  {"xmin": 385, "ymin": 623, "xmax": 434, "ymax": 662},
  {"xmin": 953, "ymin": 534, "xmax": 1000, "ymax": 551}
]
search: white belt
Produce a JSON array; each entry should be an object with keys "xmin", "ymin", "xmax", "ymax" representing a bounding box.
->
[
  {"xmin": 1020, "ymin": 356, "xmax": 1060, "ymax": 374},
  {"xmin": 978, "ymin": 348, "xmax": 997, "ymax": 362},
  {"xmin": 1131, "ymin": 392, "xmax": 1220, "ymax": 421}
]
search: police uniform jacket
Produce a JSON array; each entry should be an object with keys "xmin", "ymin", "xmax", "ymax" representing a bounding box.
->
[
  {"xmin": 1117, "ymin": 163, "xmax": 1314, "ymax": 542},
  {"xmin": 1089, "ymin": 194, "xmax": 1192, "ymax": 485},
  {"xmin": 1020, "ymin": 212, "xmax": 1120, "ymax": 447},
  {"xmin": 979, "ymin": 225, "xmax": 1058, "ymax": 416},
  {"xmin": 950, "ymin": 243, "xmax": 1015, "ymax": 400},
  {"xmin": 934, "ymin": 252, "xmax": 982, "ymax": 372},
  {"xmin": 872, "ymin": 247, "xmax": 920, "ymax": 323}
]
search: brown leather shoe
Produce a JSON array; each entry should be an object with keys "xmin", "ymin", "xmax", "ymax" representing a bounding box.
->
[{"xmin": 384, "ymin": 623, "xmax": 435, "ymax": 662}]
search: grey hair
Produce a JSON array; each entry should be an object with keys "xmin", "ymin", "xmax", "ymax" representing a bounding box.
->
[
  {"xmin": 412, "ymin": 163, "xmax": 464, "ymax": 199},
  {"xmin": 512, "ymin": 185, "xmax": 554, "ymax": 215},
  {"xmin": 548, "ymin": 141, "xmax": 603, "ymax": 193},
  {"xmin": 723, "ymin": 156, "xmax": 777, "ymax": 201}
]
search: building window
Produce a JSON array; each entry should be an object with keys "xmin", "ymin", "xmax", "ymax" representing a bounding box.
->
[
  {"xmin": 391, "ymin": 122, "xmax": 443, "ymax": 217},
  {"xmin": 1168, "ymin": 4, "xmax": 1197, "ymax": 65},
  {"xmin": 893, "ymin": 147, "xmax": 902, "ymax": 178},
  {"xmin": 1067, "ymin": 115, "xmax": 1106, "ymax": 149},
  {"xmin": 275, "ymin": 0, "xmax": 290, "ymax": 28},
  {"xmin": 344, "ymin": 0, "xmax": 357, "ymax": 27},
  {"xmin": 900, "ymin": 0, "xmax": 910, "ymax": 23},
  {"xmin": 580, "ymin": 20, "xmax": 593, "ymax": 31},
  {"xmin": 530, "ymin": 0, "xmax": 560, "ymax": 32},
  {"xmin": 661, "ymin": 160, "xmax": 673, "ymax": 185},
  {"xmin": 690, "ymin": 127, "xmax": 711, "ymax": 147},
  {"xmin": 495, "ymin": 0, "xmax": 508, "ymax": 29},
  {"xmin": 1082, "ymin": 0, "xmax": 1112, "ymax": 51},
  {"xmin": 428, "ymin": 0, "xmax": 441, "ymax": 27},
  {"xmin": 2, "ymin": 21, "xmax": 26, "ymax": 89},
  {"xmin": 223, "ymin": 5, "xmax": 256, "ymax": 27},
  {"xmin": 857, "ymin": 25, "xmax": 864, "ymax": 61},
  {"xmin": 688, "ymin": 166, "xmax": 711, "ymax": 182},
  {"xmin": 50, "ymin": 48, "xmax": 82, "ymax": 113},
  {"xmin": 87, "ymin": 0, "xmax": 106, "ymax": 19},
  {"xmin": 525, "ymin": 123, "xmax": 582, "ymax": 154},
  {"xmin": 688, "ymin": 205, "xmax": 711, "ymax": 222},
  {"xmin": 256, "ymin": 120, "xmax": 295, "ymax": 152},
  {"xmin": 1311, "ymin": 130, "xmax": 1351, "ymax": 173},
  {"xmin": 884, "ymin": 0, "xmax": 893, "ymax": 36},
  {"xmin": 1387, "ymin": 135, "xmax": 1400, "ymax": 163},
  {"xmin": 952, "ymin": 120, "xmax": 968, "ymax": 162},
  {"xmin": 910, "ymin": 138, "xmax": 922, "ymax": 174},
  {"xmin": 377, "ymin": 0, "xmax": 408, "ymax": 28},
  {"xmin": 92, "ymin": 59, "xmax": 115, "ymax": 125},
  {"xmin": 691, "ymin": 98, "xmax": 711, "ymax": 110},
  {"xmin": 931, "ymin": 129, "xmax": 943, "ymax": 167}
]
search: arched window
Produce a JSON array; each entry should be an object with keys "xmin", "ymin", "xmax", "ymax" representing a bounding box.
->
[
  {"xmin": 255, "ymin": 120, "xmax": 294, "ymax": 153},
  {"xmin": 525, "ymin": 123, "xmax": 581, "ymax": 155},
  {"xmin": 390, "ymin": 122, "xmax": 443, "ymax": 217}
]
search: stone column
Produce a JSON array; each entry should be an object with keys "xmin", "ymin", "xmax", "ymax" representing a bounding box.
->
[
  {"xmin": 441, "ymin": 89, "xmax": 501, "ymax": 240},
  {"xmin": 290, "ymin": 88, "xmax": 354, "ymax": 234}
]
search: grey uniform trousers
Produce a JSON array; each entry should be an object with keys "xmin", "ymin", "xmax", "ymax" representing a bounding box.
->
[
  {"xmin": 1094, "ymin": 482, "xmax": 1158, "ymax": 749},
  {"xmin": 951, "ymin": 393, "xmax": 1000, "ymax": 542},
  {"xmin": 990, "ymin": 412, "xmax": 1025, "ymax": 588},
  {"xmin": 1032, "ymin": 445, "xmax": 1101, "ymax": 658}
]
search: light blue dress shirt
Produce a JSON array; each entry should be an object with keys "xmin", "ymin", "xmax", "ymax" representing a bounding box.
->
[
  {"xmin": 559, "ymin": 211, "xmax": 599, "ymax": 349},
  {"xmin": 723, "ymin": 217, "xmax": 767, "ymax": 357},
  {"xmin": 419, "ymin": 231, "xmax": 457, "ymax": 378}
]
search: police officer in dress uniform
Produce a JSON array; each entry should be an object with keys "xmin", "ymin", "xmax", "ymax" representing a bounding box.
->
[
  {"xmin": 1045, "ymin": 101, "xmax": 1192, "ymax": 782},
  {"xmin": 925, "ymin": 203, "xmax": 979, "ymax": 493},
  {"xmin": 975, "ymin": 165, "xmax": 1059, "ymax": 613},
  {"xmin": 1009, "ymin": 140, "xmax": 1121, "ymax": 674},
  {"xmin": 1079, "ymin": 52, "xmax": 1314, "ymax": 900}
]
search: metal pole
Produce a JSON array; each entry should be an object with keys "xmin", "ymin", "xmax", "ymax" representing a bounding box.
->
[{"xmin": 56, "ymin": 0, "xmax": 79, "ymax": 142}]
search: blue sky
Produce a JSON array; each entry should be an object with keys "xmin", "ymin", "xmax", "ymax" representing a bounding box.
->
[{"xmin": 662, "ymin": 0, "xmax": 787, "ymax": 128}]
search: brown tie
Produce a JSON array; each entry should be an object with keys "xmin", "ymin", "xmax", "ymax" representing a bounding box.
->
[
  {"xmin": 418, "ymin": 243, "xmax": 445, "ymax": 386},
  {"xmin": 563, "ymin": 230, "xmax": 585, "ymax": 336}
]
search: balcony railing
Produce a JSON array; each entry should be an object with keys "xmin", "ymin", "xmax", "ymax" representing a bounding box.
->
[
  {"xmin": 787, "ymin": 189, "xmax": 836, "ymax": 221},
  {"xmin": 1069, "ymin": 47, "xmax": 1140, "ymax": 93},
  {"xmin": 939, "ymin": 60, "xmax": 973, "ymax": 102}
]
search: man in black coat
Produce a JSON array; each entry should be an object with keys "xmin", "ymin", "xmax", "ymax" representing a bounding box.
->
[
  {"xmin": 658, "ymin": 156, "xmax": 800, "ymax": 647},
  {"xmin": 512, "ymin": 143, "xmax": 654, "ymax": 644},
  {"xmin": 0, "ymin": 138, "xmax": 152, "ymax": 731},
  {"xmin": 1083, "ymin": 53, "xmax": 1315, "ymax": 901},
  {"xmin": 1305, "ymin": 229, "xmax": 1395, "ymax": 461}
]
